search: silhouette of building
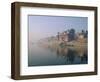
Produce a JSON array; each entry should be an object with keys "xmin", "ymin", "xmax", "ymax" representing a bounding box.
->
[
  {"xmin": 57, "ymin": 31, "xmax": 69, "ymax": 43},
  {"xmin": 57, "ymin": 29, "xmax": 87, "ymax": 43}
]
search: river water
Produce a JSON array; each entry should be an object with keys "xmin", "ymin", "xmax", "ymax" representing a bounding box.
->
[{"xmin": 28, "ymin": 43, "xmax": 88, "ymax": 66}]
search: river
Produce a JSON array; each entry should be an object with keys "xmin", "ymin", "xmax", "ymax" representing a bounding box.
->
[{"xmin": 28, "ymin": 43, "xmax": 88, "ymax": 66}]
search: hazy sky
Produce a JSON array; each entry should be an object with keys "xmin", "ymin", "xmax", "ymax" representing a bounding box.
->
[{"xmin": 28, "ymin": 15, "xmax": 88, "ymax": 42}]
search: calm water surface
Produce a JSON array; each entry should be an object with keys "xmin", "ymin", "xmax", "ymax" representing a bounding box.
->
[{"xmin": 28, "ymin": 43, "xmax": 88, "ymax": 66}]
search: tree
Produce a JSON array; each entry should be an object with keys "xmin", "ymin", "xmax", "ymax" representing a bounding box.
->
[
  {"xmin": 85, "ymin": 30, "xmax": 88, "ymax": 38},
  {"xmin": 57, "ymin": 32, "xmax": 60, "ymax": 40},
  {"xmin": 82, "ymin": 30, "xmax": 85, "ymax": 34},
  {"xmin": 69, "ymin": 28, "xmax": 76, "ymax": 41}
]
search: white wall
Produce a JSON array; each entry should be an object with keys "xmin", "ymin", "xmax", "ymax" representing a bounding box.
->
[{"xmin": 0, "ymin": 0, "xmax": 100, "ymax": 82}]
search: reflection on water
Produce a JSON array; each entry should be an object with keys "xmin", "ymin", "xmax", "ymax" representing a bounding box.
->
[
  {"xmin": 28, "ymin": 43, "xmax": 88, "ymax": 66},
  {"xmin": 56, "ymin": 46, "xmax": 87, "ymax": 64}
]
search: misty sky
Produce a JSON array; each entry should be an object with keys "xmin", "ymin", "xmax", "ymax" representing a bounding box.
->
[{"xmin": 28, "ymin": 15, "xmax": 88, "ymax": 42}]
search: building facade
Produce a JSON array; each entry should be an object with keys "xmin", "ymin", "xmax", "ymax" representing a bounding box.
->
[{"xmin": 57, "ymin": 29, "xmax": 87, "ymax": 43}]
